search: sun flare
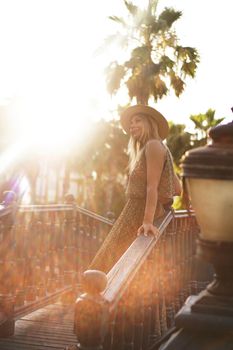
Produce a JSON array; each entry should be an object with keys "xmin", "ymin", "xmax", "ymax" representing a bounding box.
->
[{"xmin": 8, "ymin": 96, "xmax": 93, "ymax": 155}]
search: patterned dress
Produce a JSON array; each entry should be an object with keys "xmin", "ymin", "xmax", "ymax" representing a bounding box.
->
[{"xmin": 89, "ymin": 143, "xmax": 176, "ymax": 274}]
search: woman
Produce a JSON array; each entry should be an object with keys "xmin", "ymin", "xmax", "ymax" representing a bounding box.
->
[{"xmin": 89, "ymin": 105, "xmax": 181, "ymax": 273}]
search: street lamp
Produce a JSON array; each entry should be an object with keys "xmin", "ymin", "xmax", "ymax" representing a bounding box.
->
[
  {"xmin": 159, "ymin": 120, "xmax": 233, "ymax": 349},
  {"xmin": 183, "ymin": 121, "xmax": 233, "ymax": 297}
]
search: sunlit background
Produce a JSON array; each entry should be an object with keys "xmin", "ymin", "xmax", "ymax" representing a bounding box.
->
[{"xmin": 0, "ymin": 0, "xmax": 232, "ymax": 207}]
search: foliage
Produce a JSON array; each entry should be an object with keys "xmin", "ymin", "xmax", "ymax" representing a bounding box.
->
[
  {"xmin": 190, "ymin": 108, "xmax": 225, "ymax": 146},
  {"xmin": 93, "ymin": 178, "xmax": 126, "ymax": 217},
  {"xmin": 72, "ymin": 119, "xmax": 128, "ymax": 179},
  {"xmin": 104, "ymin": 0, "xmax": 199, "ymax": 104},
  {"xmin": 70, "ymin": 108, "xmax": 224, "ymax": 215},
  {"xmin": 167, "ymin": 109, "xmax": 225, "ymax": 169},
  {"xmin": 71, "ymin": 119, "xmax": 128, "ymax": 215},
  {"xmin": 172, "ymin": 109, "xmax": 225, "ymax": 210},
  {"xmin": 166, "ymin": 121, "xmax": 193, "ymax": 168}
]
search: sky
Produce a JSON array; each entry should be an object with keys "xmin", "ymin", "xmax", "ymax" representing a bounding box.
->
[{"xmin": 0, "ymin": 0, "xmax": 232, "ymax": 150}]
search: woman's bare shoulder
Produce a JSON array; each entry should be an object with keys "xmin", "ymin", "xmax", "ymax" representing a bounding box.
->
[{"xmin": 145, "ymin": 140, "xmax": 166, "ymax": 155}]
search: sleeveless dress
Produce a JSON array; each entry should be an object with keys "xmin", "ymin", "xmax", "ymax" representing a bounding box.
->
[{"xmin": 89, "ymin": 144, "xmax": 176, "ymax": 274}]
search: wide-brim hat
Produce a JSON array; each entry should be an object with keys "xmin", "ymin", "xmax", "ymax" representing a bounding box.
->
[{"xmin": 120, "ymin": 104, "xmax": 169, "ymax": 140}]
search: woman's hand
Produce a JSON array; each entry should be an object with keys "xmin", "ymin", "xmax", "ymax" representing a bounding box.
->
[{"xmin": 137, "ymin": 223, "xmax": 160, "ymax": 237}]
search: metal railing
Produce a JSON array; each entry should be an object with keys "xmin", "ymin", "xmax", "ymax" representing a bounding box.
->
[
  {"xmin": 0, "ymin": 194, "xmax": 113, "ymax": 337},
  {"xmin": 73, "ymin": 210, "xmax": 212, "ymax": 350},
  {"xmin": 0, "ymin": 195, "xmax": 212, "ymax": 345}
]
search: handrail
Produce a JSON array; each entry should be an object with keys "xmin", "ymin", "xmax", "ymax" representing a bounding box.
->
[
  {"xmin": 104, "ymin": 210, "xmax": 173, "ymax": 309},
  {"xmin": 73, "ymin": 209, "xmax": 210, "ymax": 350},
  {"xmin": 174, "ymin": 209, "xmax": 195, "ymax": 218},
  {"xmin": 19, "ymin": 204, "xmax": 113, "ymax": 226},
  {"xmin": 0, "ymin": 205, "xmax": 15, "ymax": 218}
]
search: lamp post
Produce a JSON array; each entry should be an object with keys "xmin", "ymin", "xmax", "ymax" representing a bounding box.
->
[{"xmin": 159, "ymin": 121, "xmax": 233, "ymax": 349}]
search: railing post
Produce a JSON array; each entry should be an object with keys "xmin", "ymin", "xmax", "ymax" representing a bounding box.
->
[
  {"xmin": 73, "ymin": 270, "xmax": 109, "ymax": 350},
  {"xmin": 0, "ymin": 191, "xmax": 17, "ymax": 337},
  {"xmin": 0, "ymin": 294, "xmax": 15, "ymax": 338},
  {"xmin": 62, "ymin": 194, "xmax": 77, "ymax": 303}
]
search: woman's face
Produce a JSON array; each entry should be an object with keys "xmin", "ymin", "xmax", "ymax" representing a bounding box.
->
[{"xmin": 129, "ymin": 114, "xmax": 147, "ymax": 140}]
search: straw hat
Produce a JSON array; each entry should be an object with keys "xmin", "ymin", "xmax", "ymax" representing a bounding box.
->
[{"xmin": 120, "ymin": 104, "xmax": 169, "ymax": 140}]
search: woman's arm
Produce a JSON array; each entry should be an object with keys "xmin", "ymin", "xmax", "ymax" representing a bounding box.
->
[{"xmin": 137, "ymin": 140, "xmax": 166, "ymax": 236}]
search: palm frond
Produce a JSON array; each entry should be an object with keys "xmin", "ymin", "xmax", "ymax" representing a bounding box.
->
[
  {"xmin": 190, "ymin": 110, "xmax": 225, "ymax": 141},
  {"xmin": 213, "ymin": 117, "xmax": 225, "ymax": 126},
  {"xmin": 158, "ymin": 7, "xmax": 182, "ymax": 28},
  {"xmin": 148, "ymin": 0, "xmax": 159, "ymax": 16},
  {"xmin": 153, "ymin": 75, "xmax": 168, "ymax": 99},
  {"xmin": 185, "ymin": 47, "xmax": 200, "ymax": 62},
  {"xmin": 205, "ymin": 109, "xmax": 225, "ymax": 126},
  {"xmin": 126, "ymin": 76, "xmax": 139, "ymax": 100},
  {"xmin": 124, "ymin": 0, "xmax": 138, "ymax": 16},
  {"xmin": 93, "ymin": 33, "xmax": 128, "ymax": 56},
  {"xmin": 105, "ymin": 62, "xmax": 126, "ymax": 95},
  {"xmin": 131, "ymin": 46, "xmax": 151, "ymax": 61},
  {"xmin": 160, "ymin": 55, "xmax": 175, "ymax": 72},
  {"xmin": 136, "ymin": 9, "xmax": 153, "ymax": 27},
  {"xmin": 170, "ymin": 73, "xmax": 185, "ymax": 96},
  {"xmin": 108, "ymin": 15, "xmax": 126, "ymax": 27},
  {"xmin": 142, "ymin": 62, "xmax": 160, "ymax": 77},
  {"xmin": 206, "ymin": 108, "xmax": 215, "ymax": 122},
  {"xmin": 151, "ymin": 19, "xmax": 167, "ymax": 33},
  {"xmin": 181, "ymin": 61, "xmax": 198, "ymax": 78},
  {"xmin": 125, "ymin": 58, "xmax": 137, "ymax": 69},
  {"xmin": 176, "ymin": 46, "xmax": 200, "ymax": 63},
  {"xmin": 190, "ymin": 114, "xmax": 206, "ymax": 129}
]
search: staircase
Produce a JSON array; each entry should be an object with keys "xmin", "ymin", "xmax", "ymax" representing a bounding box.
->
[{"xmin": 0, "ymin": 195, "xmax": 212, "ymax": 349}]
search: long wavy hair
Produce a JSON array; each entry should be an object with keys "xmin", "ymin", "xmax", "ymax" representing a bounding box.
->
[{"xmin": 127, "ymin": 114, "xmax": 161, "ymax": 174}]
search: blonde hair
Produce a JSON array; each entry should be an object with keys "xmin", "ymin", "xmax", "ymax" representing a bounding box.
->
[{"xmin": 128, "ymin": 114, "xmax": 161, "ymax": 173}]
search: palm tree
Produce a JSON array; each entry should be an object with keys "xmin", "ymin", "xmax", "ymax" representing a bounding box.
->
[
  {"xmin": 190, "ymin": 108, "xmax": 225, "ymax": 146},
  {"xmin": 105, "ymin": 0, "xmax": 200, "ymax": 105}
]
